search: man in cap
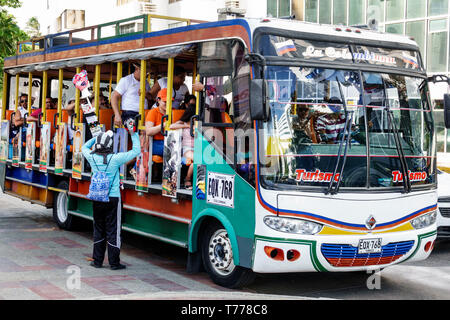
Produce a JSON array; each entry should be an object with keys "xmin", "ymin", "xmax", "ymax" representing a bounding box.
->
[{"xmin": 82, "ymin": 122, "xmax": 141, "ymax": 270}]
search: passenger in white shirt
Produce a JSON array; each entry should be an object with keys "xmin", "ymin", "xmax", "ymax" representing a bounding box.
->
[
  {"xmin": 111, "ymin": 61, "xmax": 151, "ymax": 127},
  {"xmin": 149, "ymin": 66, "xmax": 189, "ymax": 110}
]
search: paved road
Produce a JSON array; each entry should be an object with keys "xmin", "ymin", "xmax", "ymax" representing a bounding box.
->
[{"xmin": 0, "ymin": 192, "xmax": 449, "ymax": 300}]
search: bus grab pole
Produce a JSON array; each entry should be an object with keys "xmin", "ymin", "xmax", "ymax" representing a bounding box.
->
[
  {"xmin": 75, "ymin": 67, "xmax": 81, "ymax": 126},
  {"xmin": 57, "ymin": 69, "xmax": 63, "ymax": 123},
  {"xmin": 15, "ymin": 74, "xmax": 19, "ymax": 112},
  {"xmin": 94, "ymin": 65, "xmax": 101, "ymax": 117},
  {"xmin": 41, "ymin": 71, "xmax": 47, "ymax": 122},
  {"xmin": 139, "ymin": 59, "xmax": 147, "ymax": 129},
  {"xmin": 166, "ymin": 57, "xmax": 174, "ymax": 131},
  {"xmin": 1, "ymin": 72, "xmax": 8, "ymax": 121},
  {"xmin": 27, "ymin": 72, "xmax": 32, "ymax": 115}
]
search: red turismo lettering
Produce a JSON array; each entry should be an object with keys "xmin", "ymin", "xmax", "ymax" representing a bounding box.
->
[
  {"xmin": 392, "ymin": 170, "xmax": 427, "ymax": 183},
  {"xmin": 295, "ymin": 169, "xmax": 340, "ymax": 183}
]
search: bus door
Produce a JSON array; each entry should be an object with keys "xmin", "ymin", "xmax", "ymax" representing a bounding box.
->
[
  {"xmin": 190, "ymin": 39, "xmax": 257, "ymax": 274},
  {"xmin": 194, "ymin": 74, "xmax": 235, "ymax": 208}
]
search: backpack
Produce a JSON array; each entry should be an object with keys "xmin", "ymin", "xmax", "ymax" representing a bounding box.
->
[{"xmin": 87, "ymin": 155, "xmax": 116, "ymax": 202}]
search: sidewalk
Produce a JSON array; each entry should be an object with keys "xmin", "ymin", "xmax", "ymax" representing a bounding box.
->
[{"xmin": 0, "ymin": 193, "xmax": 318, "ymax": 300}]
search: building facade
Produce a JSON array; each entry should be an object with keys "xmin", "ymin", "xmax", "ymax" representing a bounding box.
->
[
  {"xmin": 37, "ymin": 0, "xmax": 450, "ymax": 167},
  {"xmin": 300, "ymin": 0, "xmax": 450, "ymax": 167}
]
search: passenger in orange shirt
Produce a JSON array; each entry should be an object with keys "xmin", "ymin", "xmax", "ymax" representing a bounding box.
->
[{"xmin": 145, "ymin": 88, "xmax": 172, "ymax": 156}]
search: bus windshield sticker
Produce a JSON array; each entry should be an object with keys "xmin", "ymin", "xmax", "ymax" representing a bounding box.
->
[
  {"xmin": 392, "ymin": 170, "xmax": 427, "ymax": 183},
  {"xmin": 295, "ymin": 169, "xmax": 340, "ymax": 183},
  {"xmin": 353, "ymin": 45, "xmax": 421, "ymax": 70},
  {"xmin": 275, "ymin": 39, "xmax": 297, "ymax": 56},
  {"xmin": 207, "ymin": 172, "xmax": 235, "ymax": 208},
  {"xmin": 258, "ymin": 35, "xmax": 422, "ymax": 70}
]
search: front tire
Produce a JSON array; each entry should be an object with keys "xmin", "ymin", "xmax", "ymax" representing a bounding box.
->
[
  {"xmin": 201, "ymin": 221, "xmax": 255, "ymax": 289},
  {"xmin": 52, "ymin": 180, "xmax": 73, "ymax": 230}
]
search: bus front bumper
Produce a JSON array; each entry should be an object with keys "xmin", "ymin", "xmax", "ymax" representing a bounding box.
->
[{"xmin": 252, "ymin": 226, "xmax": 437, "ymax": 273}]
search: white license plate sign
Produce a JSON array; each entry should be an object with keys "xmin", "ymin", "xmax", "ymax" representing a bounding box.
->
[
  {"xmin": 358, "ymin": 238, "xmax": 382, "ymax": 254},
  {"xmin": 207, "ymin": 172, "xmax": 235, "ymax": 208}
]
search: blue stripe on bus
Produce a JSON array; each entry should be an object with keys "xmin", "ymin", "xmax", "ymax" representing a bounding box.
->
[{"xmin": 10, "ymin": 19, "xmax": 252, "ymax": 60}]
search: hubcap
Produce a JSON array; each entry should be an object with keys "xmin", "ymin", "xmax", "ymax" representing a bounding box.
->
[
  {"xmin": 56, "ymin": 192, "xmax": 68, "ymax": 223},
  {"xmin": 208, "ymin": 229, "xmax": 235, "ymax": 276}
]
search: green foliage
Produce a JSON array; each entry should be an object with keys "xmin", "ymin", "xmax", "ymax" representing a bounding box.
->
[
  {"xmin": 25, "ymin": 16, "xmax": 40, "ymax": 37},
  {"xmin": 0, "ymin": 1, "xmax": 28, "ymax": 94},
  {"xmin": 0, "ymin": 0, "xmax": 21, "ymax": 9}
]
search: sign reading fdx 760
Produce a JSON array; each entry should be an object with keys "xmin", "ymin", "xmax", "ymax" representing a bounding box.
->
[{"xmin": 207, "ymin": 172, "xmax": 235, "ymax": 208}]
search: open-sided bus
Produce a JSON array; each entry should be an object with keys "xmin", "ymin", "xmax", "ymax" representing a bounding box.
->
[{"xmin": 0, "ymin": 15, "xmax": 439, "ymax": 288}]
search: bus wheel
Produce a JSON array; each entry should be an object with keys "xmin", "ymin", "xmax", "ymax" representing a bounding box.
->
[
  {"xmin": 201, "ymin": 222, "xmax": 255, "ymax": 289},
  {"xmin": 52, "ymin": 181, "xmax": 73, "ymax": 230}
]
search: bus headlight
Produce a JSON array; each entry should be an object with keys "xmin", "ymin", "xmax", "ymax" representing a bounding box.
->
[
  {"xmin": 410, "ymin": 210, "xmax": 437, "ymax": 230},
  {"xmin": 264, "ymin": 216, "xmax": 323, "ymax": 235}
]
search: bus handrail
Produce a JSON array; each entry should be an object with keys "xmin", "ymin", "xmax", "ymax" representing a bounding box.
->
[
  {"xmin": 97, "ymin": 15, "xmax": 148, "ymax": 40},
  {"xmin": 15, "ymin": 14, "xmax": 209, "ymax": 55}
]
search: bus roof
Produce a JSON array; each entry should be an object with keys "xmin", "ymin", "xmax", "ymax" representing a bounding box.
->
[
  {"xmin": 245, "ymin": 17, "xmax": 418, "ymax": 48},
  {"xmin": 3, "ymin": 16, "xmax": 419, "ymax": 72}
]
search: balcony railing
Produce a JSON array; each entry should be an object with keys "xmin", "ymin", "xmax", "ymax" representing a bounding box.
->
[{"xmin": 15, "ymin": 14, "xmax": 208, "ymax": 55}]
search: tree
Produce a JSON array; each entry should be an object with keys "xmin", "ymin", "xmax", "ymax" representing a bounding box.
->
[
  {"xmin": 25, "ymin": 16, "xmax": 41, "ymax": 38},
  {"xmin": 0, "ymin": 0, "xmax": 28, "ymax": 97}
]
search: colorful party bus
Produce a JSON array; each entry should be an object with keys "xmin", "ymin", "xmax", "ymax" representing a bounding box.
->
[{"xmin": 0, "ymin": 14, "xmax": 439, "ymax": 288}]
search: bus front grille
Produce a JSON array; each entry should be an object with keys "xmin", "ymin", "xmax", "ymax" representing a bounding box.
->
[{"xmin": 321, "ymin": 241, "xmax": 414, "ymax": 268}]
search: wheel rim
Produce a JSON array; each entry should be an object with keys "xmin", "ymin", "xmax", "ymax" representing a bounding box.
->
[
  {"xmin": 207, "ymin": 229, "xmax": 235, "ymax": 276},
  {"xmin": 56, "ymin": 191, "xmax": 68, "ymax": 223}
]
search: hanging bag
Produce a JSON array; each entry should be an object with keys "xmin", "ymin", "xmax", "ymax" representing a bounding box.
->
[{"xmin": 87, "ymin": 155, "xmax": 116, "ymax": 202}]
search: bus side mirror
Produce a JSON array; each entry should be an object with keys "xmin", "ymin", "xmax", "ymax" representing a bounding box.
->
[
  {"xmin": 445, "ymin": 94, "xmax": 450, "ymax": 129},
  {"xmin": 250, "ymin": 79, "xmax": 269, "ymax": 121}
]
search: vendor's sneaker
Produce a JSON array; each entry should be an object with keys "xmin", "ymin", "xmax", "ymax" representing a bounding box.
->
[{"xmin": 110, "ymin": 264, "xmax": 126, "ymax": 270}]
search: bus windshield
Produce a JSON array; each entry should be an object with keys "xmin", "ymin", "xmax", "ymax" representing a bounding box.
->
[{"xmin": 259, "ymin": 67, "xmax": 436, "ymax": 191}]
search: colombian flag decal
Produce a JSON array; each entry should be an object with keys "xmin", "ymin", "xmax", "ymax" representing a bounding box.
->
[{"xmin": 275, "ymin": 40, "xmax": 297, "ymax": 56}]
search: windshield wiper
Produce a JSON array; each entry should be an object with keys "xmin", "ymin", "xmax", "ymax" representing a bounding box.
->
[
  {"xmin": 326, "ymin": 81, "xmax": 354, "ymax": 195},
  {"xmin": 382, "ymin": 79, "xmax": 411, "ymax": 193}
]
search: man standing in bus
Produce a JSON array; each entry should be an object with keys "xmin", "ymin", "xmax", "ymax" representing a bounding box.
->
[
  {"xmin": 111, "ymin": 61, "xmax": 152, "ymax": 127},
  {"xmin": 149, "ymin": 66, "xmax": 190, "ymax": 110}
]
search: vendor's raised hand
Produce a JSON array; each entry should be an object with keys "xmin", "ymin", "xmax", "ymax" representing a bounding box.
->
[{"xmin": 114, "ymin": 114, "xmax": 122, "ymax": 127}]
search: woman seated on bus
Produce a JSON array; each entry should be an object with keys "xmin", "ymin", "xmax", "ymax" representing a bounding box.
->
[
  {"xmin": 145, "ymin": 88, "xmax": 170, "ymax": 156},
  {"xmin": 169, "ymin": 94, "xmax": 196, "ymax": 189}
]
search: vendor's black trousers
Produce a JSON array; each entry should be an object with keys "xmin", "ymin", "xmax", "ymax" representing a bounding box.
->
[{"xmin": 92, "ymin": 197, "xmax": 122, "ymax": 267}]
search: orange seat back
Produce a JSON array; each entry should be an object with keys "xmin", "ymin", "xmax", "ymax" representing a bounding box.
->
[
  {"xmin": 5, "ymin": 110, "xmax": 14, "ymax": 123},
  {"xmin": 45, "ymin": 109, "xmax": 58, "ymax": 137},
  {"xmin": 172, "ymin": 109, "xmax": 185, "ymax": 123},
  {"xmin": 61, "ymin": 110, "xmax": 69, "ymax": 123},
  {"xmin": 99, "ymin": 109, "xmax": 114, "ymax": 131}
]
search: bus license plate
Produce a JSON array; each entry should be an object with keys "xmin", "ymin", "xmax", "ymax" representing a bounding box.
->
[{"xmin": 358, "ymin": 238, "xmax": 382, "ymax": 254}]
